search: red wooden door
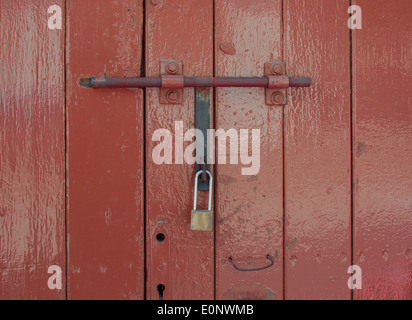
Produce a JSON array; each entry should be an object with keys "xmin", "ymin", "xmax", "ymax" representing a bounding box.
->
[
  {"xmin": 1, "ymin": 0, "xmax": 411, "ymax": 300},
  {"xmin": 284, "ymin": 0, "xmax": 352, "ymax": 299},
  {"xmin": 145, "ymin": 0, "xmax": 214, "ymax": 300},
  {"xmin": 144, "ymin": 0, "xmax": 352, "ymax": 300},
  {"xmin": 66, "ymin": 0, "xmax": 412, "ymax": 300},
  {"xmin": 215, "ymin": 0, "xmax": 284, "ymax": 300},
  {"xmin": 0, "ymin": 0, "xmax": 66, "ymax": 300},
  {"xmin": 66, "ymin": 1, "xmax": 145, "ymax": 300},
  {"xmin": 352, "ymin": 0, "xmax": 412, "ymax": 300}
]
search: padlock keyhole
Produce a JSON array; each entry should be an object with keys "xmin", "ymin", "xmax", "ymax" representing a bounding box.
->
[{"xmin": 157, "ymin": 284, "xmax": 165, "ymax": 300}]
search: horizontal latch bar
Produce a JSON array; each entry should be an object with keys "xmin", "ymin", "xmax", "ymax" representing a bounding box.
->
[{"xmin": 80, "ymin": 76, "xmax": 311, "ymax": 89}]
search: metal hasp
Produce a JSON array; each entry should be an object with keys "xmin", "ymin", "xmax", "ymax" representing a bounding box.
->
[
  {"xmin": 195, "ymin": 88, "xmax": 211, "ymax": 190},
  {"xmin": 159, "ymin": 60, "xmax": 184, "ymax": 104},
  {"xmin": 81, "ymin": 61, "xmax": 311, "ymax": 106},
  {"xmin": 265, "ymin": 62, "xmax": 288, "ymax": 105},
  {"xmin": 79, "ymin": 60, "xmax": 310, "ymax": 191}
]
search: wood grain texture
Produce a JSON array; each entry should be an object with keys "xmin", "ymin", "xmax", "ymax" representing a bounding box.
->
[
  {"xmin": 0, "ymin": 0, "xmax": 65, "ymax": 299},
  {"xmin": 215, "ymin": 0, "xmax": 284, "ymax": 300},
  {"xmin": 284, "ymin": 0, "xmax": 352, "ymax": 299},
  {"xmin": 145, "ymin": 0, "xmax": 214, "ymax": 300},
  {"xmin": 1, "ymin": 0, "xmax": 410, "ymax": 301},
  {"xmin": 353, "ymin": 0, "xmax": 412, "ymax": 300},
  {"xmin": 66, "ymin": 0, "xmax": 145, "ymax": 299}
]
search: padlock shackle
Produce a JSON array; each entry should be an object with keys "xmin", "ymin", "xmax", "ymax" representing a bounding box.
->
[{"xmin": 193, "ymin": 170, "xmax": 213, "ymax": 211}]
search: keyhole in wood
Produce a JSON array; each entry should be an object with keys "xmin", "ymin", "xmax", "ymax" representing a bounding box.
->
[
  {"xmin": 156, "ymin": 233, "xmax": 165, "ymax": 242},
  {"xmin": 157, "ymin": 284, "xmax": 165, "ymax": 300}
]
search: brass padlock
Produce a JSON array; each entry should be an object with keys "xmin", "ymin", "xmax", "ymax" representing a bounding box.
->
[{"xmin": 191, "ymin": 170, "xmax": 213, "ymax": 231}]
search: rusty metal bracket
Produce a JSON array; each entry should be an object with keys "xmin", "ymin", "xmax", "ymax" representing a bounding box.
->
[
  {"xmin": 265, "ymin": 62, "xmax": 288, "ymax": 105},
  {"xmin": 160, "ymin": 60, "xmax": 183, "ymax": 104}
]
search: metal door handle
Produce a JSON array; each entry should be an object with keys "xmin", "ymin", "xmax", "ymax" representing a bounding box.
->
[{"xmin": 229, "ymin": 255, "xmax": 274, "ymax": 272}]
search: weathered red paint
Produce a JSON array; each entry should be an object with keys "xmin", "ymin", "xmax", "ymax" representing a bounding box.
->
[
  {"xmin": 66, "ymin": 0, "xmax": 145, "ymax": 299},
  {"xmin": 215, "ymin": 0, "xmax": 284, "ymax": 300},
  {"xmin": 284, "ymin": 0, "xmax": 352, "ymax": 299},
  {"xmin": 145, "ymin": 0, "xmax": 214, "ymax": 300},
  {"xmin": 0, "ymin": 0, "xmax": 65, "ymax": 299},
  {"xmin": 0, "ymin": 0, "xmax": 411, "ymax": 301},
  {"xmin": 353, "ymin": 0, "xmax": 412, "ymax": 300}
]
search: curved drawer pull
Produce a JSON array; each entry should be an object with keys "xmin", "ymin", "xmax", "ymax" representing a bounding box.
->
[{"xmin": 229, "ymin": 255, "xmax": 274, "ymax": 272}]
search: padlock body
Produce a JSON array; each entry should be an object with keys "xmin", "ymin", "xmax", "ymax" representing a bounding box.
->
[{"xmin": 190, "ymin": 210, "xmax": 213, "ymax": 231}]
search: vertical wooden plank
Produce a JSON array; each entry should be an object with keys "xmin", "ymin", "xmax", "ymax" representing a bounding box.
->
[
  {"xmin": 0, "ymin": 0, "xmax": 65, "ymax": 299},
  {"xmin": 215, "ymin": 0, "xmax": 284, "ymax": 300},
  {"xmin": 145, "ymin": 0, "xmax": 214, "ymax": 300},
  {"xmin": 353, "ymin": 0, "xmax": 412, "ymax": 300},
  {"xmin": 66, "ymin": 0, "xmax": 144, "ymax": 299},
  {"xmin": 284, "ymin": 0, "xmax": 352, "ymax": 299}
]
